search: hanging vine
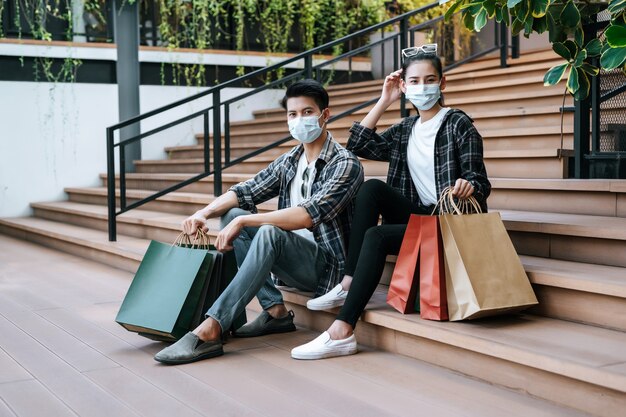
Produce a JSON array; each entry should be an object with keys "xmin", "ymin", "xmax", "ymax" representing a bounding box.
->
[{"xmin": 1, "ymin": 0, "xmax": 464, "ymax": 86}]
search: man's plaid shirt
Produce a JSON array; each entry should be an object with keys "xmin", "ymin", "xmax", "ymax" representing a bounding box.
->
[
  {"xmin": 229, "ymin": 133, "xmax": 364, "ymax": 296},
  {"xmin": 347, "ymin": 109, "xmax": 491, "ymax": 211}
]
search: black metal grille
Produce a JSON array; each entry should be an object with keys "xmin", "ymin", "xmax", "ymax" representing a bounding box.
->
[{"xmin": 598, "ymin": 68, "xmax": 626, "ymax": 152}]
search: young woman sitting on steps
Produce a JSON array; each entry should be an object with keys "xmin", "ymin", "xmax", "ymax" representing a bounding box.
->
[{"xmin": 291, "ymin": 45, "xmax": 491, "ymax": 360}]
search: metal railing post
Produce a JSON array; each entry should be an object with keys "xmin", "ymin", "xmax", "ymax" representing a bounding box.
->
[
  {"xmin": 574, "ymin": 96, "xmax": 591, "ymax": 178},
  {"xmin": 106, "ymin": 128, "xmax": 117, "ymax": 242},
  {"xmin": 499, "ymin": 21, "xmax": 508, "ymax": 68},
  {"xmin": 203, "ymin": 111, "xmax": 210, "ymax": 173},
  {"xmin": 511, "ymin": 34, "xmax": 520, "ymax": 59},
  {"xmin": 224, "ymin": 104, "xmax": 231, "ymax": 165},
  {"xmin": 119, "ymin": 145, "xmax": 127, "ymax": 210},
  {"xmin": 305, "ymin": 54, "xmax": 313, "ymax": 79},
  {"xmin": 591, "ymin": 58, "xmax": 601, "ymax": 154},
  {"xmin": 213, "ymin": 90, "xmax": 223, "ymax": 196}
]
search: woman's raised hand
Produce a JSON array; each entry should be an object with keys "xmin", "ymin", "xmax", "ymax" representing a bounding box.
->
[{"xmin": 380, "ymin": 69, "xmax": 404, "ymax": 105}]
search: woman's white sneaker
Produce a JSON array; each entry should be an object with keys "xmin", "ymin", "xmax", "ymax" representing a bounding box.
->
[
  {"xmin": 291, "ymin": 331, "xmax": 357, "ymax": 360},
  {"xmin": 306, "ymin": 284, "xmax": 348, "ymax": 310}
]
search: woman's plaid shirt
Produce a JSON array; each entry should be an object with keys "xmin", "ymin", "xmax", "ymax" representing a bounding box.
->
[
  {"xmin": 347, "ymin": 109, "xmax": 491, "ymax": 211},
  {"xmin": 229, "ymin": 133, "xmax": 364, "ymax": 296}
]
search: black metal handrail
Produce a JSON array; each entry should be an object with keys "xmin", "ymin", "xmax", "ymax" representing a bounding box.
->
[{"xmin": 106, "ymin": 2, "xmax": 516, "ymax": 241}]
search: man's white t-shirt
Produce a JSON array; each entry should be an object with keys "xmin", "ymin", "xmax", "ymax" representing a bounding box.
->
[
  {"xmin": 407, "ymin": 107, "xmax": 451, "ymax": 206},
  {"xmin": 289, "ymin": 152, "xmax": 317, "ymax": 242}
]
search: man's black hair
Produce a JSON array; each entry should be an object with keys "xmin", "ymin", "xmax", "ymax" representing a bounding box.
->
[{"xmin": 280, "ymin": 79, "xmax": 329, "ymax": 112}]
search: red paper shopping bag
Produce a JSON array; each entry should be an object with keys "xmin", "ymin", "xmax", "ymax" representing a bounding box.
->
[
  {"xmin": 387, "ymin": 215, "xmax": 422, "ymax": 314},
  {"xmin": 418, "ymin": 216, "xmax": 448, "ymax": 321}
]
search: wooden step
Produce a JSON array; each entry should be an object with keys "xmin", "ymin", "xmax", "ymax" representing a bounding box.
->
[
  {"xmin": 483, "ymin": 148, "xmax": 572, "ymax": 179},
  {"xmin": 196, "ymin": 107, "xmax": 576, "ymax": 150},
  {"xmin": 11, "ymin": 201, "xmax": 626, "ymax": 333},
  {"xmin": 500, "ymin": 210, "xmax": 626, "ymax": 268},
  {"xmin": 325, "ymin": 74, "xmax": 566, "ymax": 104},
  {"xmin": 254, "ymin": 79, "xmax": 571, "ymax": 120},
  {"xmin": 520, "ymin": 255, "xmax": 626, "ymax": 332},
  {"xmin": 489, "ymin": 178, "xmax": 626, "ymax": 217},
  {"xmin": 187, "ymin": 125, "xmax": 575, "ymax": 162},
  {"xmin": 30, "ymin": 201, "xmax": 218, "ymax": 243},
  {"xmin": 134, "ymin": 156, "xmax": 389, "ymax": 176},
  {"xmin": 229, "ymin": 103, "xmax": 573, "ymax": 136},
  {"xmin": 65, "ymin": 186, "xmax": 276, "ymax": 215},
  {"xmin": 269, "ymin": 288, "xmax": 626, "ymax": 417},
  {"xmin": 99, "ymin": 172, "xmax": 249, "ymax": 194},
  {"xmin": 0, "ymin": 217, "xmax": 145, "ymax": 273},
  {"xmin": 128, "ymin": 146, "xmax": 572, "ymax": 180}
]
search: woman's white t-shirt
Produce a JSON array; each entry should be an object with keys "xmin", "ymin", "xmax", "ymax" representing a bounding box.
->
[{"xmin": 407, "ymin": 107, "xmax": 451, "ymax": 206}]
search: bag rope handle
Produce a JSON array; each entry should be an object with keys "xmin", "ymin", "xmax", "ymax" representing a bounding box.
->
[
  {"xmin": 172, "ymin": 229, "xmax": 211, "ymax": 249},
  {"xmin": 432, "ymin": 186, "xmax": 482, "ymax": 215}
]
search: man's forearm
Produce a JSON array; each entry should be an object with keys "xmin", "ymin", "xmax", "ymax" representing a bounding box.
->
[
  {"xmin": 197, "ymin": 191, "xmax": 239, "ymax": 219},
  {"xmin": 238, "ymin": 206, "xmax": 313, "ymax": 231}
]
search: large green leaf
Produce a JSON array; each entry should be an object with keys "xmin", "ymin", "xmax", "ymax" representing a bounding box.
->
[
  {"xmin": 566, "ymin": 65, "xmax": 579, "ymax": 94},
  {"xmin": 585, "ymin": 39, "xmax": 603, "ymax": 57},
  {"xmin": 484, "ymin": 0, "xmax": 497, "ymax": 17},
  {"xmin": 573, "ymin": 49, "xmax": 587, "ymax": 67},
  {"xmin": 475, "ymin": 8, "xmax": 488, "ymax": 31},
  {"xmin": 463, "ymin": 10, "xmax": 476, "ymax": 31},
  {"xmin": 511, "ymin": 17, "xmax": 525, "ymax": 35},
  {"xmin": 605, "ymin": 24, "xmax": 626, "ymax": 48},
  {"xmin": 524, "ymin": 16, "xmax": 535, "ymax": 37},
  {"xmin": 601, "ymin": 46, "xmax": 626, "ymax": 70},
  {"xmin": 608, "ymin": 0, "xmax": 626, "ymax": 15},
  {"xmin": 519, "ymin": 0, "xmax": 531, "ymax": 21},
  {"xmin": 574, "ymin": 68, "xmax": 590, "ymax": 101},
  {"xmin": 563, "ymin": 40, "xmax": 579, "ymax": 60},
  {"xmin": 547, "ymin": 11, "xmax": 567, "ymax": 43},
  {"xmin": 580, "ymin": 62, "xmax": 600, "ymax": 76},
  {"xmin": 560, "ymin": 0, "xmax": 581, "ymax": 29},
  {"xmin": 575, "ymin": 26, "xmax": 584, "ymax": 46},
  {"xmin": 543, "ymin": 62, "xmax": 569, "ymax": 85},
  {"xmin": 508, "ymin": 0, "xmax": 523, "ymax": 8},
  {"xmin": 553, "ymin": 42, "xmax": 572, "ymax": 60},
  {"xmin": 533, "ymin": 15, "xmax": 549, "ymax": 34},
  {"xmin": 501, "ymin": 4, "xmax": 510, "ymax": 25},
  {"xmin": 531, "ymin": 0, "xmax": 550, "ymax": 18},
  {"xmin": 445, "ymin": 0, "xmax": 464, "ymax": 21}
]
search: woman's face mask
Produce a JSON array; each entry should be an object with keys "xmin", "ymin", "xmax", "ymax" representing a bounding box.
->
[
  {"xmin": 288, "ymin": 111, "xmax": 326, "ymax": 143},
  {"xmin": 405, "ymin": 83, "xmax": 441, "ymax": 111}
]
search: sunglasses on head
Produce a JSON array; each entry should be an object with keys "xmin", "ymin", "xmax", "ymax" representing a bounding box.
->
[{"xmin": 401, "ymin": 44, "xmax": 438, "ymax": 59}]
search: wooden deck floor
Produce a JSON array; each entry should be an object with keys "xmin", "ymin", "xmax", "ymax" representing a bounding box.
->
[{"xmin": 0, "ymin": 234, "xmax": 590, "ymax": 417}]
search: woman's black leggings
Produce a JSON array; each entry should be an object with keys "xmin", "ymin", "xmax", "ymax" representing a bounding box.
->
[{"xmin": 336, "ymin": 179, "xmax": 431, "ymax": 328}]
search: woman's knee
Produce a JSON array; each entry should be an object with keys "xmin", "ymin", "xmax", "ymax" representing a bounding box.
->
[{"xmin": 355, "ymin": 179, "xmax": 387, "ymax": 204}]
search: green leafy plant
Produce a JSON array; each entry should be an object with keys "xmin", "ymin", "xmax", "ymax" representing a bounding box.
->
[
  {"xmin": 443, "ymin": 0, "xmax": 626, "ymax": 99},
  {"xmin": 3, "ymin": 0, "xmax": 87, "ymax": 82}
]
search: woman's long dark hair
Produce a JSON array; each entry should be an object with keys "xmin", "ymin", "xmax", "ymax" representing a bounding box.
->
[{"xmin": 401, "ymin": 53, "xmax": 445, "ymax": 106}]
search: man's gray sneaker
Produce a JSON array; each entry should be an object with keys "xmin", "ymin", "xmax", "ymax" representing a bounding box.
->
[
  {"xmin": 233, "ymin": 310, "xmax": 296, "ymax": 337},
  {"xmin": 154, "ymin": 332, "xmax": 223, "ymax": 365}
]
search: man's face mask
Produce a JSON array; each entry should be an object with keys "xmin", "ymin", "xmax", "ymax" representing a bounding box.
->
[{"xmin": 288, "ymin": 111, "xmax": 326, "ymax": 143}]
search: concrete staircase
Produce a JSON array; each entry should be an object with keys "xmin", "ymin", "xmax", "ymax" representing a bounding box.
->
[{"xmin": 2, "ymin": 48, "xmax": 626, "ymax": 416}]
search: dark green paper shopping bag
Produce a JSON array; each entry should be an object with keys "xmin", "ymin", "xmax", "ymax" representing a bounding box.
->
[
  {"xmin": 190, "ymin": 246, "xmax": 247, "ymax": 332},
  {"xmin": 116, "ymin": 240, "xmax": 215, "ymax": 341}
]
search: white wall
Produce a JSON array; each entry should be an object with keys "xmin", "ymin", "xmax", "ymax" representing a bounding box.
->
[{"xmin": 0, "ymin": 81, "xmax": 284, "ymax": 217}]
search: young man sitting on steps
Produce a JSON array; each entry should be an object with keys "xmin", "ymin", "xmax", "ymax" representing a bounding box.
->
[{"xmin": 154, "ymin": 79, "xmax": 364, "ymax": 365}]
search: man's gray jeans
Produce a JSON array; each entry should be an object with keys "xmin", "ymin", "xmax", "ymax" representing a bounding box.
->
[{"xmin": 206, "ymin": 208, "xmax": 327, "ymax": 332}]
